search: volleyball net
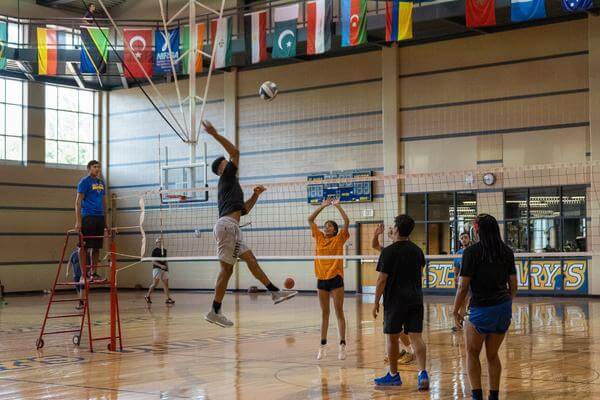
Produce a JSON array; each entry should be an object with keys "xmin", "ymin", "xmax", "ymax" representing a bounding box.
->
[{"xmin": 112, "ymin": 160, "xmax": 598, "ymax": 265}]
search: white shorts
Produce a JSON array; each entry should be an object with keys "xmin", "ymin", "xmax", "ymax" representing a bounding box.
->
[
  {"xmin": 152, "ymin": 268, "xmax": 169, "ymax": 281},
  {"xmin": 213, "ymin": 216, "xmax": 249, "ymax": 265}
]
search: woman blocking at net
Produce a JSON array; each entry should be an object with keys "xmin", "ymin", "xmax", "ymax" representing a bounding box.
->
[
  {"xmin": 372, "ymin": 223, "xmax": 414, "ymax": 365},
  {"xmin": 453, "ymin": 214, "xmax": 517, "ymax": 400},
  {"xmin": 308, "ymin": 198, "xmax": 350, "ymax": 360}
]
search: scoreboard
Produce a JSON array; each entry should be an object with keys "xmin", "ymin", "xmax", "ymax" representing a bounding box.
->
[{"xmin": 307, "ymin": 170, "xmax": 373, "ymax": 204}]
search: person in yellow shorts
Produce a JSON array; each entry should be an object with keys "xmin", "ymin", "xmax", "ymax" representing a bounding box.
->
[{"xmin": 308, "ymin": 198, "xmax": 350, "ymax": 361}]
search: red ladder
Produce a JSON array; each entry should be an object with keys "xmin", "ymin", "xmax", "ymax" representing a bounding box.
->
[{"xmin": 36, "ymin": 230, "xmax": 123, "ymax": 352}]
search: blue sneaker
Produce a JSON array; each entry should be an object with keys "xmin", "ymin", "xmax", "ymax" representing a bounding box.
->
[
  {"xmin": 374, "ymin": 372, "xmax": 402, "ymax": 386},
  {"xmin": 417, "ymin": 370, "xmax": 429, "ymax": 391}
]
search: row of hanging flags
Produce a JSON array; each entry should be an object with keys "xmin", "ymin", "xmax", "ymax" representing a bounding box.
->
[{"xmin": 0, "ymin": 0, "xmax": 594, "ymax": 76}]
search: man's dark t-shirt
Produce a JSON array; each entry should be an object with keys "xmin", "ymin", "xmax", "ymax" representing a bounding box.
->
[
  {"xmin": 217, "ymin": 161, "xmax": 245, "ymax": 218},
  {"xmin": 152, "ymin": 247, "xmax": 168, "ymax": 271},
  {"xmin": 377, "ymin": 240, "xmax": 426, "ymax": 308},
  {"xmin": 460, "ymin": 242, "xmax": 516, "ymax": 307}
]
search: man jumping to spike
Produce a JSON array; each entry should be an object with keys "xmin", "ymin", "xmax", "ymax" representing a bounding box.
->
[{"xmin": 203, "ymin": 120, "xmax": 297, "ymax": 327}]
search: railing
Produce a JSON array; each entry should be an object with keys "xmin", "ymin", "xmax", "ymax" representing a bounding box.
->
[{"xmin": 0, "ymin": 0, "xmax": 441, "ymax": 51}]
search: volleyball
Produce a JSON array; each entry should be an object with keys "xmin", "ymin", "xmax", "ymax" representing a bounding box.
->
[
  {"xmin": 259, "ymin": 81, "xmax": 278, "ymax": 101},
  {"xmin": 284, "ymin": 277, "xmax": 295, "ymax": 290}
]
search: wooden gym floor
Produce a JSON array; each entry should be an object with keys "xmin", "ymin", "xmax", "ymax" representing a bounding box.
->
[{"xmin": 0, "ymin": 291, "xmax": 598, "ymax": 399}]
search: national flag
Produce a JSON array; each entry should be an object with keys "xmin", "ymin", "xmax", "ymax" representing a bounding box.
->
[
  {"xmin": 244, "ymin": 11, "xmax": 267, "ymax": 64},
  {"xmin": 123, "ymin": 28, "xmax": 153, "ymax": 79},
  {"xmin": 210, "ymin": 17, "xmax": 233, "ymax": 69},
  {"xmin": 36, "ymin": 28, "xmax": 58, "ymax": 76},
  {"xmin": 154, "ymin": 28, "xmax": 180, "ymax": 74},
  {"xmin": 466, "ymin": 0, "xmax": 496, "ymax": 28},
  {"xmin": 562, "ymin": 0, "xmax": 593, "ymax": 12},
  {"xmin": 80, "ymin": 26, "xmax": 109, "ymax": 74},
  {"xmin": 0, "ymin": 22, "xmax": 6, "ymax": 71},
  {"xmin": 272, "ymin": 4, "xmax": 299, "ymax": 59},
  {"xmin": 341, "ymin": 0, "xmax": 367, "ymax": 47},
  {"xmin": 511, "ymin": 0, "xmax": 546, "ymax": 22},
  {"xmin": 181, "ymin": 24, "xmax": 205, "ymax": 74},
  {"xmin": 386, "ymin": 1, "xmax": 413, "ymax": 41},
  {"xmin": 307, "ymin": 0, "xmax": 332, "ymax": 55}
]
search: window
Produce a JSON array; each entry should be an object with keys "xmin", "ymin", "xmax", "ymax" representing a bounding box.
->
[
  {"xmin": 405, "ymin": 191, "xmax": 477, "ymax": 254},
  {"xmin": 45, "ymin": 84, "xmax": 95, "ymax": 165},
  {"xmin": 0, "ymin": 78, "xmax": 25, "ymax": 161},
  {"xmin": 7, "ymin": 20, "xmax": 27, "ymax": 48},
  {"xmin": 504, "ymin": 186, "xmax": 586, "ymax": 252}
]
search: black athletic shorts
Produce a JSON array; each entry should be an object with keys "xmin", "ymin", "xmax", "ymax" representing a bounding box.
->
[
  {"xmin": 383, "ymin": 303, "xmax": 424, "ymax": 334},
  {"xmin": 317, "ymin": 275, "xmax": 344, "ymax": 292},
  {"xmin": 81, "ymin": 215, "xmax": 105, "ymax": 249}
]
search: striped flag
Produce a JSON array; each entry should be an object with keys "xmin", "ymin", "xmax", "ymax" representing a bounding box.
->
[
  {"xmin": 182, "ymin": 24, "xmax": 205, "ymax": 74},
  {"xmin": 211, "ymin": 17, "xmax": 233, "ymax": 69},
  {"xmin": 37, "ymin": 28, "xmax": 58, "ymax": 76},
  {"xmin": 385, "ymin": 1, "xmax": 413, "ymax": 42},
  {"xmin": 511, "ymin": 0, "xmax": 546, "ymax": 22},
  {"xmin": 341, "ymin": 0, "xmax": 367, "ymax": 47},
  {"xmin": 0, "ymin": 22, "xmax": 6, "ymax": 71},
  {"xmin": 306, "ymin": 0, "xmax": 332, "ymax": 55},
  {"xmin": 244, "ymin": 11, "xmax": 267, "ymax": 64},
  {"xmin": 80, "ymin": 26, "xmax": 109, "ymax": 74}
]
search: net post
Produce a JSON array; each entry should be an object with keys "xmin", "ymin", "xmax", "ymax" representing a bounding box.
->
[{"xmin": 109, "ymin": 234, "xmax": 117, "ymax": 351}]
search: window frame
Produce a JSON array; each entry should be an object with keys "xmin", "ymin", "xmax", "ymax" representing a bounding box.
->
[
  {"xmin": 503, "ymin": 185, "xmax": 587, "ymax": 252},
  {"xmin": 0, "ymin": 77, "xmax": 25, "ymax": 163},
  {"xmin": 405, "ymin": 191, "xmax": 477, "ymax": 255},
  {"xmin": 44, "ymin": 83, "xmax": 96, "ymax": 166}
]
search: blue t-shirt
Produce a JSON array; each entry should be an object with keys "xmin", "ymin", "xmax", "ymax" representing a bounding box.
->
[
  {"xmin": 454, "ymin": 247, "xmax": 465, "ymax": 271},
  {"xmin": 77, "ymin": 175, "xmax": 106, "ymax": 217}
]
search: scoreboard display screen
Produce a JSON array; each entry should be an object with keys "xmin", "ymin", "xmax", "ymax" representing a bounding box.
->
[{"xmin": 307, "ymin": 170, "xmax": 373, "ymax": 204}]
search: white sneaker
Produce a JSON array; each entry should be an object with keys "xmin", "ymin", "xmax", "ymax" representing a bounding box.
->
[
  {"xmin": 338, "ymin": 344, "xmax": 347, "ymax": 360},
  {"xmin": 317, "ymin": 344, "xmax": 327, "ymax": 360},
  {"xmin": 205, "ymin": 309, "xmax": 234, "ymax": 327},
  {"xmin": 272, "ymin": 290, "xmax": 297, "ymax": 304}
]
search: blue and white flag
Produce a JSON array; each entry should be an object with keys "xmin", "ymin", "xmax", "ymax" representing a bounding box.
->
[
  {"xmin": 154, "ymin": 28, "xmax": 180, "ymax": 74},
  {"xmin": 511, "ymin": 0, "xmax": 546, "ymax": 22},
  {"xmin": 562, "ymin": 0, "xmax": 593, "ymax": 12}
]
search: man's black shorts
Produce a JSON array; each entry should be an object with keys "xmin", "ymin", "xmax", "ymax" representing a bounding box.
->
[
  {"xmin": 81, "ymin": 216, "xmax": 105, "ymax": 249},
  {"xmin": 383, "ymin": 303, "xmax": 424, "ymax": 334},
  {"xmin": 317, "ymin": 275, "xmax": 344, "ymax": 292}
]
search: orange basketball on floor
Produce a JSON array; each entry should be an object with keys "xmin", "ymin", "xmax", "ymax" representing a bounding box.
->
[{"xmin": 284, "ymin": 277, "xmax": 295, "ymax": 290}]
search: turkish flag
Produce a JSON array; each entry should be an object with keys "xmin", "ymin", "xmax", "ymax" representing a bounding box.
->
[
  {"xmin": 466, "ymin": 0, "xmax": 496, "ymax": 28},
  {"xmin": 123, "ymin": 29, "xmax": 153, "ymax": 79}
]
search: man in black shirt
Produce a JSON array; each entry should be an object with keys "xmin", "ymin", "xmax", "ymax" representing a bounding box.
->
[
  {"xmin": 372, "ymin": 214, "xmax": 429, "ymax": 390},
  {"xmin": 145, "ymin": 238, "xmax": 174, "ymax": 305},
  {"xmin": 202, "ymin": 120, "xmax": 296, "ymax": 328}
]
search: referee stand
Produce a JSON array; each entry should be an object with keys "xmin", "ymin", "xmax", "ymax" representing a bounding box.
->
[{"xmin": 36, "ymin": 229, "xmax": 122, "ymax": 352}]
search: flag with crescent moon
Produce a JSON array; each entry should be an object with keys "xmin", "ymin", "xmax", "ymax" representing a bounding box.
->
[
  {"xmin": 123, "ymin": 29, "xmax": 153, "ymax": 79},
  {"xmin": 341, "ymin": 0, "xmax": 367, "ymax": 47},
  {"xmin": 273, "ymin": 4, "xmax": 299, "ymax": 59}
]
